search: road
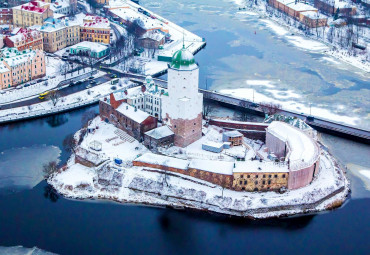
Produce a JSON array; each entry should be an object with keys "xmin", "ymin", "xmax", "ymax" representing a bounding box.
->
[{"xmin": 0, "ymin": 75, "xmax": 111, "ymax": 110}]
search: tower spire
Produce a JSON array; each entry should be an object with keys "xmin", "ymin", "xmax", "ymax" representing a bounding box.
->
[{"xmin": 182, "ymin": 30, "xmax": 185, "ymax": 49}]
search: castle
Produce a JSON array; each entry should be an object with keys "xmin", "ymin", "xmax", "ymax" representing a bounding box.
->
[{"xmin": 100, "ymin": 46, "xmax": 203, "ymax": 148}]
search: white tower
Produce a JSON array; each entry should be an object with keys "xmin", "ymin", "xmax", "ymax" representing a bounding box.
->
[{"xmin": 163, "ymin": 46, "xmax": 203, "ymax": 147}]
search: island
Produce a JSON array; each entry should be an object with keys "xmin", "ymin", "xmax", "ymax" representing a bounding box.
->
[{"xmin": 48, "ymin": 47, "xmax": 349, "ymax": 219}]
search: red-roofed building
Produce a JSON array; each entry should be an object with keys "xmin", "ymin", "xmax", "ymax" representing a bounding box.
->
[
  {"xmin": 4, "ymin": 28, "xmax": 43, "ymax": 51},
  {"xmin": 12, "ymin": 1, "xmax": 53, "ymax": 28},
  {"xmin": 80, "ymin": 15, "xmax": 111, "ymax": 44}
]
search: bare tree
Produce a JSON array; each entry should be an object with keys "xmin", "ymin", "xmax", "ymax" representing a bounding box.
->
[
  {"xmin": 43, "ymin": 161, "xmax": 59, "ymax": 179},
  {"xmin": 47, "ymin": 90, "xmax": 61, "ymax": 106},
  {"xmin": 203, "ymin": 103, "xmax": 216, "ymax": 119},
  {"xmin": 63, "ymin": 133, "xmax": 77, "ymax": 154}
]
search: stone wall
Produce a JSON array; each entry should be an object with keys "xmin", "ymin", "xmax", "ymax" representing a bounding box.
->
[{"xmin": 168, "ymin": 113, "xmax": 202, "ymax": 147}]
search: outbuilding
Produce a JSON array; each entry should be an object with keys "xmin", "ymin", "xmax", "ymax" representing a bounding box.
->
[
  {"xmin": 222, "ymin": 130, "xmax": 243, "ymax": 146},
  {"xmin": 144, "ymin": 125, "xmax": 174, "ymax": 151}
]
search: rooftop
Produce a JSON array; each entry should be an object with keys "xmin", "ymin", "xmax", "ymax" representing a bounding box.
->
[
  {"xmin": 116, "ymin": 102, "xmax": 151, "ymax": 123},
  {"xmin": 189, "ymin": 159, "xmax": 234, "ymax": 175},
  {"xmin": 145, "ymin": 125, "xmax": 174, "ymax": 139},
  {"xmin": 223, "ymin": 130, "xmax": 243, "ymax": 138},
  {"xmin": 135, "ymin": 153, "xmax": 189, "ymax": 170},
  {"xmin": 70, "ymin": 41, "xmax": 108, "ymax": 53}
]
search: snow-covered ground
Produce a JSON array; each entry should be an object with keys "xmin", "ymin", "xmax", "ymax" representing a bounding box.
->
[{"xmin": 49, "ymin": 119, "xmax": 349, "ymax": 219}]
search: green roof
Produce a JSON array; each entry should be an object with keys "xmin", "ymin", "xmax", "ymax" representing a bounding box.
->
[{"xmin": 170, "ymin": 46, "xmax": 197, "ymax": 70}]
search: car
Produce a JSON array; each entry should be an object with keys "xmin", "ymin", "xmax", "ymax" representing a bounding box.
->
[
  {"xmin": 0, "ymin": 91, "xmax": 5, "ymax": 94},
  {"xmin": 86, "ymin": 84, "xmax": 92, "ymax": 89},
  {"xmin": 75, "ymin": 80, "xmax": 82, "ymax": 85},
  {"xmin": 90, "ymin": 80, "xmax": 96, "ymax": 84},
  {"xmin": 110, "ymin": 74, "xmax": 117, "ymax": 78},
  {"xmin": 70, "ymin": 81, "xmax": 76, "ymax": 86},
  {"xmin": 24, "ymin": 84, "xmax": 30, "ymax": 87},
  {"xmin": 48, "ymin": 75, "xmax": 56, "ymax": 79},
  {"xmin": 30, "ymin": 80, "xmax": 37, "ymax": 85},
  {"xmin": 88, "ymin": 76, "xmax": 94, "ymax": 80}
]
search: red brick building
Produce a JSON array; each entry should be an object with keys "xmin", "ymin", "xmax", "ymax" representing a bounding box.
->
[
  {"xmin": 99, "ymin": 94, "xmax": 157, "ymax": 141},
  {"xmin": 4, "ymin": 28, "xmax": 43, "ymax": 51}
]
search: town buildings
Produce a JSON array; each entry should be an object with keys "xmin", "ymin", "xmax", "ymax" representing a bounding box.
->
[
  {"xmin": 12, "ymin": 1, "xmax": 53, "ymax": 28},
  {"xmin": 80, "ymin": 15, "xmax": 110, "ymax": 44},
  {"xmin": 37, "ymin": 19, "xmax": 67, "ymax": 52},
  {"xmin": 4, "ymin": 28, "xmax": 43, "ymax": 51},
  {"xmin": 0, "ymin": 47, "xmax": 46, "ymax": 89},
  {"xmin": 268, "ymin": 0, "xmax": 328, "ymax": 28},
  {"xmin": 0, "ymin": 8, "xmax": 13, "ymax": 25}
]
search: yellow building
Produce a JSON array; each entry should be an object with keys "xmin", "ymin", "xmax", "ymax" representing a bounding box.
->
[
  {"xmin": 97, "ymin": 0, "xmax": 109, "ymax": 4},
  {"xmin": 232, "ymin": 161, "xmax": 289, "ymax": 192},
  {"xmin": 80, "ymin": 15, "xmax": 110, "ymax": 44},
  {"xmin": 66, "ymin": 24, "xmax": 80, "ymax": 46},
  {"xmin": 12, "ymin": 1, "xmax": 53, "ymax": 28}
]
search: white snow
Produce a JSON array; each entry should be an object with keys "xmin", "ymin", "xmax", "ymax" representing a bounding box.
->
[
  {"xmin": 189, "ymin": 159, "xmax": 234, "ymax": 175},
  {"xmin": 261, "ymin": 19, "xmax": 289, "ymax": 36},
  {"xmin": 234, "ymin": 160, "xmax": 289, "ymax": 173},
  {"xmin": 359, "ymin": 170, "xmax": 370, "ymax": 180},
  {"xmin": 145, "ymin": 125, "xmax": 174, "ymax": 139},
  {"xmin": 116, "ymin": 102, "xmax": 151, "ymax": 123},
  {"xmin": 136, "ymin": 153, "xmax": 189, "ymax": 170},
  {"xmin": 285, "ymin": 35, "xmax": 329, "ymax": 52},
  {"xmin": 56, "ymin": 163, "xmax": 95, "ymax": 187}
]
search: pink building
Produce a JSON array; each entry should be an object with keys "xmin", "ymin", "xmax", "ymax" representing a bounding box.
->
[
  {"xmin": 266, "ymin": 121, "xmax": 320, "ymax": 189},
  {"xmin": 0, "ymin": 47, "xmax": 46, "ymax": 90}
]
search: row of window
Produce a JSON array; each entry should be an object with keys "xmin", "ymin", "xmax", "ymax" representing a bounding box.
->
[{"xmin": 239, "ymin": 174, "xmax": 286, "ymax": 179}]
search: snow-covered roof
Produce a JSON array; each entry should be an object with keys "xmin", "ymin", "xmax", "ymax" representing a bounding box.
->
[
  {"xmin": 116, "ymin": 102, "xmax": 151, "ymax": 123},
  {"xmin": 223, "ymin": 130, "xmax": 243, "ymax": 138},
  {"xmin": 234, "ymin": 160, "xmax": 289, "ymax": 173},
  {"xmin": 202, "ymin": 140, "xmax": 224, "ymax": 149},
  {"xmin": 301, "ymin": 11, "xmax": 328, "ymax": 19},
  {"xmin": 70, "ymin": 41, "xmax": 108, "ymax": 53},
  {"xmin": 38, "ymin": 19, "xmax": 66, "ymax": 32},
  {"xmin": 275, "ymin": 0, "xmax": 318, "ymax": 12},
  {"xmin": 267, "ymin": 121, "xmax": 319, "ymax": 170},
  {"xmin": 189, "ymin": 159, "xmax": 234, "ymax": 175},
  {"xmin": 49, "ymin": 0, "xmax": 70, "ymax": 12},
  {"xmin": 110, "ymin": 7, "xmax": 163, "ymax": 30},
  {"xmin": 145, "ymin": 125, "xmax": 174, "ymax": 139},
  {"xmin": 13, "ymin": 1, "xmax": 50, "ymax": 13},
  {"xmin": 7, "ymin": 28, "xmax": 41, "ymax": 43},
  {"xmin": 140, "ymin": 31, "xmax": 165, "ymax": 42},
  {"xmin": 82, "ymin": 15, "xmax": 110, "ymax": 29},
  {"xmin": 0, "ymin": 48, "xmax": 38, "ymax": 67},
  {"xmin": 135, "ymin": 153, "xmax": 189, "ymax": 170}
]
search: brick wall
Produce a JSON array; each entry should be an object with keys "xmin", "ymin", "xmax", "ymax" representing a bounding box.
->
[{"xmin": 169, "ymin": 113, "xmax": 202, "ymax": 147}]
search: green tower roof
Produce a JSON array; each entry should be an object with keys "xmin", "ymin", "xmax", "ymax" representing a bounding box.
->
[{"xmin": 170, "ymin": 46, "xmax": 197, "ymax": 70}]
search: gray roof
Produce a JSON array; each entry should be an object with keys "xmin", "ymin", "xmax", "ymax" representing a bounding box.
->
[{"xmin": 145, "ymin": 126, "xmax": 174, "ymax": 139}]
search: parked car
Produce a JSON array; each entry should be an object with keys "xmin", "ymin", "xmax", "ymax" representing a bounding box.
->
[
  {"xmin": 90, "ymin": 80, "xmax": 96, "ymax": 84},
  {"xmin": 86, "ymin": 84, "xmax": 92, "ymax": 89},
  {"xmin": 110, "ymin": 74, "xmax": 117, "ymax": 78},
  {"xmin": 75, "ymin": 80, "xmax": 83, "ymax": 85},
  {"xmin": 88, "ymin": 76, "xmax": 94, "ymax": 80},
  {"xmin": 16, "ymin": 85, "xmax": 23, "ymax": 89},
  {"xmin": 70, "ymin": 81, "xmax": 76, "ymax": 86},
  {"xmin": 24, "ymin": 83, "xmax": 30, "ymax": 87},
  {"xmin": 30, "ymin": 80, "xmax": 37, "ymax": 85}
]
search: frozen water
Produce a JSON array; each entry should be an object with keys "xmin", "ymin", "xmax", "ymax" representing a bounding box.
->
[{"xmin": 0, "ymin": 145, "xmax": 61, "ymax": 195}]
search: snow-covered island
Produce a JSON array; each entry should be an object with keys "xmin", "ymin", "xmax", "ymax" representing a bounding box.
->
[{"xmin": 48, "ymin": 47, "xmax": 349, "ymax": 219}]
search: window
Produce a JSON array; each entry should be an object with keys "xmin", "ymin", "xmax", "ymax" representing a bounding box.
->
[
  {"xmin": 247, "ymin": 175, "xmax": 250, "ymax": 178},
  {"xmin": 254, "ymin": 181, "xmax": 258, "ymax": 185},
  {"xmin": 263, "ymin": 175, "xmax": 266, "ymax": 178},
  {"xmin": 269, "ymin": 174, "xmax": 272, "ymax": 178},
  {"xmin": 240, "ymin": 175, "xmax": 243, "ymax": 178},
  {"xmin": 256, "ymin": 175, "xmax": 258, "ymax": 178},
  {"xmin": 239, "ymin": 180, "xmax": 242, "ymax": 185},
  {"xmin": 268, "ymin": 180, "xmax": 271, "ymax": 184},
  {"xmin": 244, "ymin": 180, "xmax": 247, "ymax": 185},
  {"xmin": 282, "ymin": 174, "xmax": 286, "ymax": 178},
  {"xmin": 174, "ymin": 125, "xmax": 176, "ymax": 128},
  {"xmin": 262, "ymin": 181, "xmax": 265, "ymax": 185},
  {"xmin": 274, "ymin": 175, "xmax": 278, "ymax": 178}
]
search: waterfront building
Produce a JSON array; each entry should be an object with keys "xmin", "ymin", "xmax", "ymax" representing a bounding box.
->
[
  {"xmin": 0, "ymin": 47, "xmax": 46, "ymax": 89},
  {"xmin": 12, "ymin": 1, "xmax": 53, "ymax": 28},
  {"xmin": 314, "ymin": 0, "xmax": 356, "ymax": 16},
  {"xmin": 4, "ymin": 28, "xmax": 43, "ymax": 51},
  {"xmin": 162, "ymin": 46, "xmax": 203, "ymax": 147},
  {"xmin": 80, "ymin": 15, "xmax": 111, "ymax": 44}
]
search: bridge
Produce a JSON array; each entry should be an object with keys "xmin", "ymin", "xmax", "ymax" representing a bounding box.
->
[{"xmin": 125, "ymin": 73, "xmax": 370, "ymax": 145}]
